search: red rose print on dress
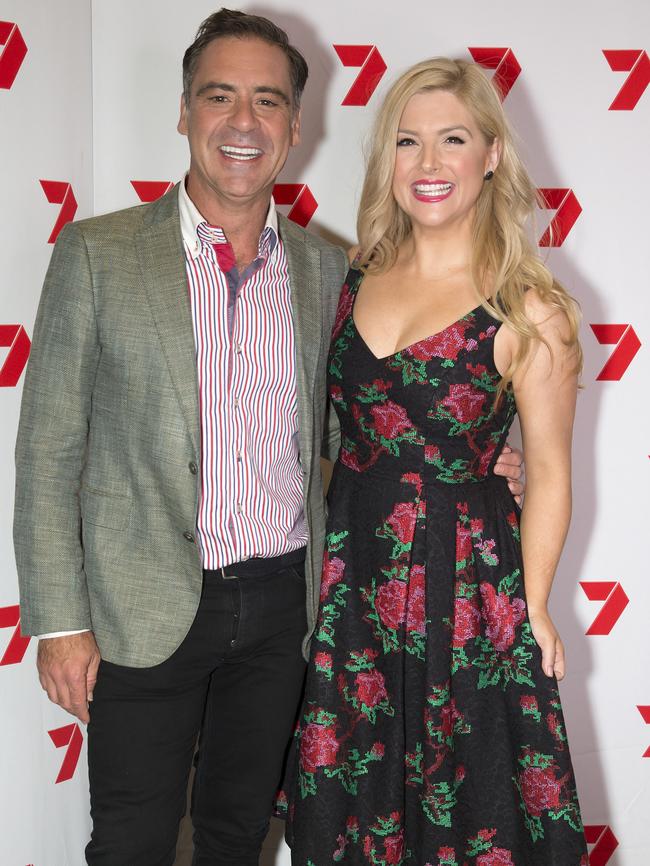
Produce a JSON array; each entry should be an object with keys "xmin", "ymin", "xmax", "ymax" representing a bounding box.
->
[
  {"xmin": 320, "ymin": 550, "xmax": 346, "ymax": 600},
  {"xmin": 456, "ymin": 522, "xmax": 474, "ymax": 563},
  {"xmin": 480, "ymin": 582, "xmax": 526, "ymax": 651},
  {"xmin": 521, "ymin": 695, "xmax": 540, "ymax": 717},
  {"xmin": 376, "ymin": 579, "xmax": 407, "ymax": 630},
  {"xmin": 406, "ymin": 565, "xmax": 426, "ymax": 633},
  {"xmin": 424, "ymin": 444, "xmax": 441, "ymax": 463},
  {"xmin": 386, "ymin": 502, "xmax": 417, "ymax": 545},
  {"xmin": 332, "ymin": 284, "xmax": 354, "ymax": 340},
  {"xmin": 477, "ymin": 442, "xmax": 498, "ymax": 475},
  {"xmin": 315, "ymin": 651, "xmax": 331, "ymax": 667},
  {"xmin": 355, "ymin": 669, "xmax": 388, "ymax": 708},
  {"xmin": 440, "ymin": 699, "xmax": 463, "ymax": 739},
  {"xmin": 476, "ymin": 848, "xmax": 515, "ymax": 866},
  {"xmin": 407, "ymin": 321, "xmax": 472, "ymax": 361},
  {"xmin": 520, "ymin": 765, "xmax": 562, "ymax": 816},
  {"xmin": 452, "ymin": 597, "xmax": 482, "ymax": 647},
  {"xmin": 371, "ymin": 400, "xmax": 413, "ymax": 439},
  {"xmin": 383, "ymin": 830, "xmax": 405, "ymax": 864},
  {"xmin": 300, "ymin": 722, "xmax": 340, "ymax": 774},
  {"xmin": 440, "ymin": 383, "xmax": 486, "ymax": 423}
]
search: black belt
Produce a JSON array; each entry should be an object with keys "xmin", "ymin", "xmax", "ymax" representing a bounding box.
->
[{"xmin": 204, "ymin": 546, "xmax": 307, "ymax": 580}]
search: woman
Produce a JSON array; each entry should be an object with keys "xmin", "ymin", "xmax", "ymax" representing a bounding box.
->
[{"xmin": 285, "ymin": 58, "xmax": 587, "ymax": 865}]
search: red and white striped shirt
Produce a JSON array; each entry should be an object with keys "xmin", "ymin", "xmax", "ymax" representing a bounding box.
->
[{"xmin": 179, "ymin": 182, "xmax": 307, "ymax": 569}]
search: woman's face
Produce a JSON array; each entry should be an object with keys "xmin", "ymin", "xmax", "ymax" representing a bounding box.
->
[{"xmin": 391, "ymin": 88, "xmax": 498, "ymax": 235}]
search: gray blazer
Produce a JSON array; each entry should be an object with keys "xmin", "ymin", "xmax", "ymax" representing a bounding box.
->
[{"xmin": 14, "ymin": 186, "xmax": 347, "ymax": 666}]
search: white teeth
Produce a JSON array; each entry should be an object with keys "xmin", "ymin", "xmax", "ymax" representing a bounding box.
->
[
  {"xmin": 414, "ymin": 183, "xmax": 453, "ymax": 194},
  {"xmin": 219, "ymin": 145, "xmax": 262, "ymax": 160}
]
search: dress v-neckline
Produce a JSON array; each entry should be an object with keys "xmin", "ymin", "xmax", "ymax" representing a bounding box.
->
[{"xmin": 348, "ymin": 269, "xmax": 486, "ymax": 362}]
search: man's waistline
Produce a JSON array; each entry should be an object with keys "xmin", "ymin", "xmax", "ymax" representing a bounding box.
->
[{"xmin": 204, "ymin": 546, "xmax": 307, "ymax": 581}]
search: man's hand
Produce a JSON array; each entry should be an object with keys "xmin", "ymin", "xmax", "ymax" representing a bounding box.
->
[
  {"xmin": 493, "ymin": 443, "xmax": 525, "ymax": 502},
  {"xmin": 37, "ymin": 632, "xmax": 101, "ymax": 724}
]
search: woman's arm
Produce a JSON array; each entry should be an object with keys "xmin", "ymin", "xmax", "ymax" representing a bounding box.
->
[{"xmin": 511, "ymin": 291, "xmax": 579, "ymax": 680}]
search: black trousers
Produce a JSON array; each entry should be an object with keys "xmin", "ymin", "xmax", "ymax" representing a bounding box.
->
[{"xmin": 85, "ymin": 551, "xmax": 308, "ymax": 866}]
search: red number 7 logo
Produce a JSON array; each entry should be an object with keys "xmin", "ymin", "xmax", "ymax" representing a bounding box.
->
[
  {"xmin": 0, "ymin": 605, "xmax": 31, "ymax": 665},
  {"xmin": 333, "ymin": 45, "xmax": 387, "ymax": 106},
  {"xmin": 40, "ymin": 180, "xmax": 78, "ymax": 244},
  {"xmin": 579, "ymin": 582, "xmax": 629, "ymax": 635},
  {"xmin": 48, "ymin": 723, "xmax": 84, "ymax": 783},
  {"xmin": 603, "ymin": 50, "xmax": 650, "ymax": 110},
  {"xmin": 584, "ymin": 825, "xmax": 618, "ymax": 865},
  {"xmin": 590, "ymin": 324, "xmax": 641, "ymax": 381}
]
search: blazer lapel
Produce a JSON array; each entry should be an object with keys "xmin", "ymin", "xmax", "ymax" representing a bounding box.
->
[
  {"xmin": 280, "ymin": 215, "xmax": 322, "ymax": 476},
  {"xmin": 137, "ymin": 188, "xmax": 200, "ymax": 454}
]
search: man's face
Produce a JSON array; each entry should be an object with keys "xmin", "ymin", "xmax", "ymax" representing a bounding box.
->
[{"xmin": 178, "ymin": 36, "xmax": 301, "ymax": 213}]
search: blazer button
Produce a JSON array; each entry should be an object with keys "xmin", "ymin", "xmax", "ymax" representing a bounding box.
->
[
  {"xmin": 189, "ymin": 461, "xmax": 198, "ymax": 475},
  {"xmin": 183, "ymin": 531, "xmax": 195, "ymax": 543}
]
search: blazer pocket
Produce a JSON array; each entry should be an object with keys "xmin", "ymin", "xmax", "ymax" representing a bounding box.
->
[{"xmin": 80, "ymin": 487, "xmax": 132, "ymax": 531}]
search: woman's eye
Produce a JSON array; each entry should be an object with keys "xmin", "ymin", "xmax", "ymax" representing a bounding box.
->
[
  {"xmin": 397, "ymin": 137, "xmax": 416, "ymax": 147},
  {"xmin": 445, "ymin": 136, "xmax": 465, "ymax": 144}
]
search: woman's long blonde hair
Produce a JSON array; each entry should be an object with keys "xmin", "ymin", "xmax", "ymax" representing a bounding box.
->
[{"xmin": 356, "ymin": 57, "xmax": 582, "ymax": 390}]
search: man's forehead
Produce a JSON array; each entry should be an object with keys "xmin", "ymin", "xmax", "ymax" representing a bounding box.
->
[{"xmin": 192, "ymin": 36, "xmax": 292, "ymax": 88}]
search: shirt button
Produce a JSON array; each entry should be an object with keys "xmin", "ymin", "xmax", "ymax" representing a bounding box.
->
[
  {"xmin": 234, "ymin": 399, "xmax": 240, "ymax": 409},
  {"xmin": 236, "ymin": 451, "xmax": 242, "ymax": 462},
  {"xmin": 189, "ymin": 461, "xmax": 198, "ymax": 475},
  {"xmin": 236, "ymin": 503, "xmax": 242, "ymax": 514},
  {"xmin": 235, "ymin": 344, "xmax": 242, "ymax": 354},
  {"xmin": 183, "ymin": 531, "xmax": 195, "ymax": 543}
]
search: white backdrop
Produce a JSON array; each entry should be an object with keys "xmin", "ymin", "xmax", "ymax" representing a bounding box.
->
[{"xmin": 1, "ymin": 1, "xmax": 648, "ymax": 863}]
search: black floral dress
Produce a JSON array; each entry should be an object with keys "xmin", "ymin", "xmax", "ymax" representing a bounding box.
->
[{"xmin": 282, "ymin": 268, "xmax": 587, "ymax": 866}]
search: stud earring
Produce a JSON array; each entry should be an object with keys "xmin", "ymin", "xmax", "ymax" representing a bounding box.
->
[{"xmin": 484, "ymin": 170, "xmax": 494, "ymax": 181}]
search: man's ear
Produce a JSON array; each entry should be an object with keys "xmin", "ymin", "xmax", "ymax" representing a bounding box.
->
[
  {"xmin": 290, "ymin": 107, "xmax": 301, "ymax": 147},
  {"xmin": 177, "ymin": 94, "xmax": 188, "ymax": 136}
]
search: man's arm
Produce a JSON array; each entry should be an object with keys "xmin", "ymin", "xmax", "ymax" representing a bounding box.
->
[{"xmin": 14, "ymin": 221, "xmax": 101, "ymax": 721}]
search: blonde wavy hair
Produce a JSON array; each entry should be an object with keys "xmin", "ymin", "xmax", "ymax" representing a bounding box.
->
[{"xmin": 356, "ymin": 57, "xmax": 582, "ymax": 391}]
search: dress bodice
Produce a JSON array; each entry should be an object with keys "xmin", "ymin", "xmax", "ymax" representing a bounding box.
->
[{"xmin": 328, "ymin": 267, "xmax": 517, "ymax": 482}]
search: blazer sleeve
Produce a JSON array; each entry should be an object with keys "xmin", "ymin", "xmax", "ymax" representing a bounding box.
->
[
  {"xmin": 320, "ymin": 245, "xmax": 348, "ymax": 462},
  {"xmin": 14, "ymin": 221, "xmax": 100, "ymax": 635}
]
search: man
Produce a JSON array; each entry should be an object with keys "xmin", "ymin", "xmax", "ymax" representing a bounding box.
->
[{"xmin": 14, "ymin": 9, "xmax": 522, "ymax": 865}]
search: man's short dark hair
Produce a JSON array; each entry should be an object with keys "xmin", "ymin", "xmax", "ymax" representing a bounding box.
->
[{"xmin": 182, "ymin": 8, "xmax": 308, "ymax": 110}]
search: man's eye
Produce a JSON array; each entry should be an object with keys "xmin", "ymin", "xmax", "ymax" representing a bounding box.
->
[
  {"xmin": 258, "ymin": 99, "xmax": 278, "ymax": 107},
  {"xmin": 208, "ymin": 95, "xmax": 228, "ymax": 103},
  {"xmin": 397, "ymin": 137, "xmax": 416, "ymax": 147}
]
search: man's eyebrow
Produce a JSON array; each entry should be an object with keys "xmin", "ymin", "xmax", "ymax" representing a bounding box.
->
[{"xmin": 196, "ymin": 82, "xmax": 291, "ymax": 104}]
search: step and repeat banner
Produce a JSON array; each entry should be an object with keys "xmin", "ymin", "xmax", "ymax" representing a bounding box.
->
[{"xmin": 1, "ymin": 0, "xmax": 648, "ymax": 863}]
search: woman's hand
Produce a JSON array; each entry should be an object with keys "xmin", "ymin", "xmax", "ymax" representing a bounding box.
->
[{"xmin": 528, "ymin": 607, "xmax": 565, "ymax": 680}]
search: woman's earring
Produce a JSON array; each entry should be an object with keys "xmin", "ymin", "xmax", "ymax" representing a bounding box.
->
[{"xmin": 484, "ymin": 170, "xmax": 494, "ymax": 181}]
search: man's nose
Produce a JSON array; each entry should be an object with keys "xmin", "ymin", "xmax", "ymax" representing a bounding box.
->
[{"xmin": 228, "ymin": 99, "xmax": 258, "ymax": 132}]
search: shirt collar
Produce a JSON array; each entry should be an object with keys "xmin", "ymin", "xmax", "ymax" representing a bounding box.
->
[{"xmin": 178, "ymin": 175, "xmax": 279, "ymax": 260}]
